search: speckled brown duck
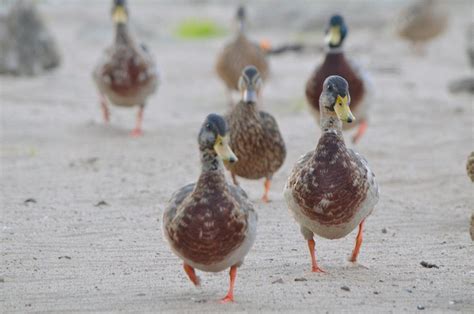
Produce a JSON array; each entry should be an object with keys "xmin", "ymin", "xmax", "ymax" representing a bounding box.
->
[
  {"xmin": 224, "ymin": 66, "xmax": 286, "ymax": 203},
  {"xmin": 215, "ymin": 6, "xmax": 269, "ymax": 105},
  {"xmin": 286, "ymin": 76, "xmax": 379, "ymax": 272},
  {"xmin": 163, "ymin": 114, "xmax": 257, "ymax": 303},
  {"xmin": 397, "ymin": 0, "xmax": 448, "ymax": 51},
  {"xmin": 306, "ymin": 14, "xmax": 373, "ymax": 144},
  {"xmin": 93, "ymin": 0, "xmax": 158, "ymax": 136}
]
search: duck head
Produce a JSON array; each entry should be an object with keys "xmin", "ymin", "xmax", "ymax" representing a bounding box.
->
[
  {"xmin": 320, "ymin": 75, "xmax": 355, "ymax": 123},
  {"xmin": 238, "ymin": 65, "xmax": 262, "ymax": 104},
  {"xmin": 112, "ymin": 0, "xmax": 128, "ymax": 24},
  {"xmin": 199, "ymin": 114, "xmax": 237, "ymax": 163},
  {"xmin": 325, "ymin": 14, "xmax": 348, "ymax": 48}
]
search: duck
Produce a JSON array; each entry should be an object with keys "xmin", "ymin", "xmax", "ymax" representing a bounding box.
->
[
  {"xmin": 162, "ymin": 114, "xmax": 257, "ymax": 303},
  {"xmin": 305, "ymin": 14, "xmax": 373, "ymax": 144},
  {"xmin": 285, "ymin": 75, "xmax": 379, "ymax": 272},
  {"xmin": 396, "ymin": 0, "xmax": 448, "ymax": 52},
  {"xmin": 224, "ymin": 66, "xmax": 286, "ymax": 203},
  {"xmin": 93, "ymin": 0, "xmax": 158, "ymax": 136},
  {"xmin": 215, "ymin": 6, "xmax": 269, "ymax": 106}
]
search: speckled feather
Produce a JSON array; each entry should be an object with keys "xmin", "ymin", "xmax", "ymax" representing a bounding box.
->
[
  {"xmin": 93, "ymin": 24, "xmax": 158, "ymax": 107},
  {"xmin": 216, "ymin": 34, "xmax": 269, "ymax": 91},
  {"xmin": 224, "ymin": 102, "xmax": 286, "ymax": 180},
  {"xmin": 163, "ymin": 148, "xmax": 257, "ymax": 270},
  {"xmin": 285, "ymin": 129, "xmax": 379, "ymax": 239}
]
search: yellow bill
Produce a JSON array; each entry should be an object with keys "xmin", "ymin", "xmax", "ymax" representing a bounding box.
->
[
  {"xmin": 214, "ymin": 135, "xmax": 238, "ymax": 163},
  {"xmin": 112, "ymin": 6, "xmax": 128, "ymax": 23},
  {"xmin": 325, "ymin": 26, "xmax": 341, "ymax": 46},
  {"xmin": 334, "ymin": 95, "xmax": 355, "ymax": 123}
]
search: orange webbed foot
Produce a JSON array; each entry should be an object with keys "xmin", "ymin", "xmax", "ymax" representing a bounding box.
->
[
  {"xmin": 219, "ymin": 294, "xmax": 234, "ymax": 304},
  {"xmin": 130, "ymin": 128, "xmax": 143, "ymax": 137},
  {"xmin": 219, "ymin": 265, "xmax": 237, "ymax": 304},
  {"xmin": 311, "ymin": 266, "xmax": 326, "ymax": 273}
]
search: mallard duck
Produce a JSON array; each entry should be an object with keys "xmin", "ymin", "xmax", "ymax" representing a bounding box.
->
[
  {"xmin": 224, "ymin": 66, "xmax": 286, "ymax": 202},
  {"xmin": 285, "ymin": 76, "xmax": 379, "ymax": 272},
  {"xmin": 215, "ymin": 6, "xmax": 269, "ymax": 105},
  {"xmin": 93, "ymin": 0, "xmax": 158, "ymax": 136},
  {"xmin": 397, "ymin": 0, "xmax": 448, "ymax": 51},
  {"xmin": 306, "ymin": 14, "xmax": 373, "ymax": 144},
  {"xmin": 163, "ymin": 114, "xmax": 257, "ymax": 303}
]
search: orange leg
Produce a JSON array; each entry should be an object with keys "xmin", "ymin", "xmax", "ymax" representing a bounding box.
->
[
  {"xmin": 307, "ymin": 239, "xmax": 325, "ymax": 273},
  {"xmin": 231, "ymin": 172, "xmax": 239, "ymax": 186},
  {"xmin": 352, "ymin": 120, "xmax": 368, "ymax": 144},
  {"xmin": 183, "ymin": 263, "xmax": 200, "ymax": 287},
  {"xmin": 350, "ymin": 220, "xmax": 365, "ymax": 262},
  {"xmin": 100, "ymin": 94, "xmax": 110, "ymax": 123},
  {"xmin": 220, "ymin": 265, "xmax": 237, "ymax": 304},
  {"xmin": 130, "ymin": 105, "xmax": 144, "ymax": 137},
  {"xmin": 261, "ymin": 178, "xmax": 271, "ymax": 203}
]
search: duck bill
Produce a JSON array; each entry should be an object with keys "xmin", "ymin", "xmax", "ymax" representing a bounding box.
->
[
  {"xmin": 243, "ymin": 89, "xmax": 257, "ymax": 104},
  {"xmin": 214, "ymin": 135, "xmax": 238, "ymax": 163},
  {"xmin": 334, "ymin": 95, "xmax": 355, "ymax": 123},
  {"xmin": 112, "ymin": 6, "xmax": 128, "ymax": 23},
  {"xmin": 325, "ymin": 26, "xmax": 341, "ymax": 46}
]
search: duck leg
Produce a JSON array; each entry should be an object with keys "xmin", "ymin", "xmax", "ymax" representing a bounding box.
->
[
  {"xmin": 307, "ymin": 239, "xmax": 325, "ymax": 273},
  {"xmin": 352, "ymin": 120, "xmax": 368, "ymax": 144},
  {"xmin": 130, "ymin": 104, "xmax": 145, "ymax": 137},
  {"xmin": 350, "ymin": 219, "xmax": 365, "ymax": 262},
  {"xmin": 183, "ymin": 263, "xmax": 200, "ymax": 286},
  {"xmin": 261, "ymin": 177, "xmax": 271, "ymax": 203},
  {"xmin": 231, "ymin": 172, "xmax": 239, "ymax": 186},
  {"xmin": 220, "ymin": 265, "xmax": 237, "ymax": 303},
  {"xmin": 100, "ymin": 94, "xmax": 110, "ymax": 123}
]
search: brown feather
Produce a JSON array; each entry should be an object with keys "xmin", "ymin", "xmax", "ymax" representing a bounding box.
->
[
  {"xmin": 287, "ymin": 132, "xmax": 369, "ymax": 226},
  {"xmin": 216, "ymin": 34, "xmax": 269, "ymax": 91},
  {"xmin": 306, "ymin": 52, "xmax": 364, "ymax": 115}
]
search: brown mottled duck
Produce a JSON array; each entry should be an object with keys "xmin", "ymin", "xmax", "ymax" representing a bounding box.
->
[
  {"xmin": 215, "ymin": 6, "xmax": 269, "ymax": 106},
  {"xmin": 397, "ymin": 0, "xmax": 448, "ymax": 52},
  {"xmin": 163, "ymin": 114, "xmax": 257, "ymax": 303},
  {"xmin": 225, "ymin": 66, "xmax": 286, "ymax": 203},
  {"xmin": 286, "ymin": 76, "xmax": 379, "ymax": 272},
  {"xmin": 306, "ymin": 14, "xmax": 374, "ymax": 144},
  {"xmin": 93, "ymin": 0, "xmax": 158, "ymax": 136}
]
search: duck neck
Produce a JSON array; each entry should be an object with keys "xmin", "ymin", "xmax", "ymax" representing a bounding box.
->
[
  {"xmin": 115, "ymin": 23, "xmax": 132, "ymax": 45},
  {"xmin": 236, "ymin": 100, "xmax": 258, "ymax": 117},
  {"xmin": 325, "ymin": 45, "xmax": 344, "ymax": 55},
  {"xmin": 196, "ymin": 147, "xmax": 227, "ymax": 192},
  {"xmin": 320, "ymin": 101, "xmax": 343, "ymax": 137}
]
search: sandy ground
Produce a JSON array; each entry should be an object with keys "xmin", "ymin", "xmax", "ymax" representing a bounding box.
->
[{"xmin": 1, "ymin": 1, "xmax": 473, "ymax": 313}]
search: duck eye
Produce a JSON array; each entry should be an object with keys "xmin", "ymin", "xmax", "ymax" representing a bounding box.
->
[
  {"xmin": 327, "ymin": 84, "xmax": 333, "ymax": 91},
  {"xmin": 206, "ymin": 123, "xmax": 211, "ymax": 130}
]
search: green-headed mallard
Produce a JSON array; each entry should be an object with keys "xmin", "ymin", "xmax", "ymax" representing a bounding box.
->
[
  {"xmin": 306, "ymin": 14, "xmax": 373, "ymax": 144},
  {"xmin": 215, "ymin": 6, "xmax": 269, "ymax": 106},
  {"xmin": 93, "ymin": 0, "xmax": 158, "ymax": 136},
  {"xmin": 225, "ymin": 66, "xmax": 286, "ymax": 202},
  {"xmin": 397, "ymin": 0, "xmax": 448, "ymax": 51},
  {"xmin": 286, "ymin": 75, "xmax": 379, "ymax": 272},
  {"xmin": 163, "ymin": 114, "xmax": 257, "ymax": 303}
]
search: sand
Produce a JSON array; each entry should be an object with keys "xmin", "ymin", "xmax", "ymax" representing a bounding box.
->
[{"xmin": 1, "ymin": 1, "xmax": 473, "ymax": 313}]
